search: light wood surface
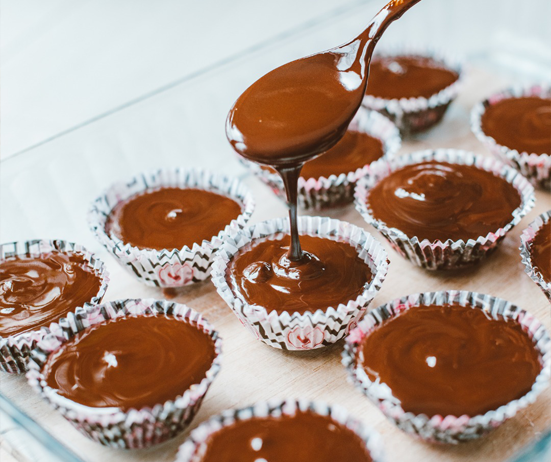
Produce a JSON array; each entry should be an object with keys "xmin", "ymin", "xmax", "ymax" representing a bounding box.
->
[{"xmin": 1, "ymin": 66, "xmax": 550, "ymax": 462}]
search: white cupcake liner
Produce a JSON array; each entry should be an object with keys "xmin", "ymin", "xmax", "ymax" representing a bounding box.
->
[
  {"xmin": 354, "ymin": 149, "xmax": 535, "ymax": 270},
  {"xmin": 176, "ymin": 398, "xmax": 384, "ymax": 462},
  {"xmin": 520, "ymin": 210, "xmax": 551, "ymax": 302},
  {"xmin": 211, "ymin": 216, "xmax": 389, "ymax": 350},
  {"xmin": 471, "ymin": 84, "xmax": 551, "ymax": 190},
  {"xmin": 88, "ymin": 168, "xmax": 255, "ymax": 288},
  {"xmin": 241, "ymin": 107, "xmax": 401, "ymax": 210},
  {"xmin": 342, "ymin": 290, "xmax": 551, "ymax": 444},
  {"xmin": 0, "ymin": 239, "xmax": 109, "ymax": 374},
  {"xmin": 362, "ymin": 46, "xmax": 463, "ymax": 135},
  {"xmin": 26, "ymin": 298, "xmax": 222, "ymax": 449}
]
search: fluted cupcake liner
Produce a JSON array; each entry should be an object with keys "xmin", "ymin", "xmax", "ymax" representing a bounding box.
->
[
  {"xmin": 176, "ymin": 398, "xmax": 384, "ymax": 462},
  {"xmin": 26, "ymin": 298, "xmax": 222, "ymax": 449},
  {"xmin": 342, "ymin": 290, "xmax": 551, "ymax": 444},
  {"xmin": 240, "ymin": 107, "xmax": 401, "ymax": 210},
  {"xmin": 355, "ymin": 149, "xmax": 535, "ymax": 270},
  {"xmin": 361, "ymin": 46, "xmax": 463, "ymax": 135},
  {"xmin": 520, "ymin": 210, "xmax": 551, "ymax": 302},
  {"xmin": 471, "ymin": 84, "xmax": 551, "ymax": 190},
  {"xmin": 211, "ymin": 216, "xmax": 389, "ymax": 350},
  {"xmin": 0, "ymin": 239, "xmax": 109, "ymax": 374},
  {"xmin": 88, "ymin": 168, "xmax": 255, "ymax": 288}
]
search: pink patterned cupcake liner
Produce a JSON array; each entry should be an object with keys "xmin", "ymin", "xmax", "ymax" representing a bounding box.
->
[
  {"xmin": 211, "ymin": 216, "xmax": 389, "ymax": 350},
  {"xmin": 88, "ymin": 168, "xmax": 254, "ymax": 288},
  {"xmin": 342, "ymin": 290, "xmax": 551, "ymax": 443},
  {"xmin": 471, "ymin": 84, "xmax": 551, "ymax": 190},
  {"xmin": 241, "ymin": 107, "xmax": 401, "ymax": 210},
  {"xmin": 0, "ymin": 239, "xmax": 109, "ymax": 374},
  {"xmin": 176, "ymin": 399, "xmax": 384, "ymax": 462},
  {"xmin": 354, "ymin": 149, "xmax": 535, "ymax": 270},
  {"xmin": 26, "ymin": 298, "xmax": 222, "ymax": 449},
  {"xmin": 520, "ymin": 210, "xmax": 551, "ymax": 302},
  {"xmin": 362, "ymin": 46, "xmax": 463, "ymax": 135}
]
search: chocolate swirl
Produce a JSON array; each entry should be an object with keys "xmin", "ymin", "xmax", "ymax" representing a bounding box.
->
[
  {"xmin": 197, "ymin": 411, "xmax": 373, "ymax": 462},
  {"xmin": 43, "ymin": 315, "xmax": 216, "ymax": 410},
  {"xmin": 367, "ymin": 161, "xmax": 521, "ymax": 241},
  {"xmin": 0, "ymin": 253, "xmax": 101, "ymax": 337},
  {"xmin": 358, "ymin": 304, "xmax": 541, "ymax": 417},
  {"xmin": 226, "ymin": 235, "xmax": 372, "ymax": 314},
  {"xmin": 106, "ymin": 188, "xmax": 242, "ymax": 251},
  {"xmin": 532, "ymin": 221, "xmax": 551, "ymax": 282},
  {"xmin": 481, "ymin": 97, "xmax": 551, "ymax": 155}
]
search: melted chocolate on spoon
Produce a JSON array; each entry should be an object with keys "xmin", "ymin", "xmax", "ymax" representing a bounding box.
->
[{"xmin": 227, "ymin": 0, "xmax": 421, "ymax": 262}]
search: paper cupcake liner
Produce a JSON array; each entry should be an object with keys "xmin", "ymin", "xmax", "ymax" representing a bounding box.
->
[
  {"xmin": 26, "ymin": 298, "xmax": 222, "ymax": 449},
  {"xmin": 211, "ymin": 216, "xmax": 389, "ymax": 350},
  {"xmin": 176, "ymin": 398, "xmax": 384, "ymax": 462},
  {"xmin": 361, "ymin": 46, "xmax": 463, "ymax": 135},
  {"xmin": 520, "ymin": 210, "xmax": 551, "ymax": 302},
  {"xmin": 88, "ymin": 168, "xmax": 254, "ymax": 288},
  {"xmin": 0, "ymin": 239, "xmax": 109, "ymax": 374},
  {"xmin": 240, "ymin": 107, "xmax": 401, "ymax": 211},
  {"xmin": 354, "ymin": 149, "xmax": 535, "ymax": 270},
  {"xmin": 471, "ymin": 83, "xmax": 551, "ymax": 190},
  {"xmin": 342, "ymin": 290, "xmax": 551, "ymax": 444}
]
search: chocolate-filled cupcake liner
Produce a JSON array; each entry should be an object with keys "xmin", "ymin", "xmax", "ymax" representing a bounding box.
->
[
  {"xmin": 520, "ymin": 210, "xmax": 551, "ymax": 302},
  {"xmin": 471, "ymin": 84, "xmax": 551, "ymax": 190},
  {"xmin": 88, "ymin": 168, "xmax": 255, "ymax": 288},
  {"xmin": 361, "ymin": 46, "xmax": 463, "ymax": 135},
  {"xmin": 342, "ymin": 290, "xmax": 551, "ymax": 444},
  {"xmin": 0, "ymin": 239, "xmax": 108, "ymax": 374},
  {"xmin": 211, "ymin": 216, "xmax": 389, "ymax": 350},
  {"xmin": 240, "ymin": 108, "xmax": 401, "ymax": 210},
  {"xmin": 354, "ymin": 149, "xmax": 535, "ymax": 270},
  {"xmin": 26, "ymin": 298, "xmax": 222, "ymax": 449},
  {"xmin": 176, "ymin": 398, "xmax": 384, "ymax": 462}
]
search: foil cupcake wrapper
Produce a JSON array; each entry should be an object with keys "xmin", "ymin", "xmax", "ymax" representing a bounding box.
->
[
  {"xmin": 342, "ymin": 290, "xmax": 551, "ymax": 444},
  {"xmin": 471, "ymin": 83, "xmax": 551, "ymax": 190},
  {"xmin": 0, "ymin": 239, "xmax": 109, "ymax": 374},
  {"xmin": 354, "ymin": 149, "xmax": 535, "ymax": 270},
  {"xmin": 26, "ymin": 298, "xmax": 222, "ymax": 449},
  {"xmin": 361, "ymin": 46, "xmax": 463, "ymax": 135},
  {"xmin": 176, "ymin": 398, "xmax": 384, "ymax": 462},
  {"xmin": 88, "ymin": 168, "xmax": 255, "ymax": 288},
  {"xmin": 240, "ymin": 108, "xmax": 401, "ymax": 211},
  {"xmin": 211, "ymin": 216, "xmax": 389, "ymax": 350},
  {"xmin": 520, "ymin": 210, "xmax": 551, "ymax": 302}
]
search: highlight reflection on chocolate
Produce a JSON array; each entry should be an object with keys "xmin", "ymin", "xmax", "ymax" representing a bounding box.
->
[
  {"xmin": 197, "ymin": 410, "xmax": 373, "ymax": 462},
  {"xmin": 43, "ymin": 315, "xmax": 216, "ymax": 411},
  {"xmin": 357, "ymin": 304, "xmax": 542, "ymax": 417},
  {"xmin": 105, "ymin": 188, "xmax": 242, "ymax": 251},
  {"xmin": 532, "ymin": 221, "xmax": 551, "ymax": 282},
  {"xmin": 367, "ymin": 161, "xmax": 521, "ymax": 241},
  {"xmin": 481, "ymin": 97, "xmax": 551, "ymax": 155},
  {"xmin": 226, "ymin": 235, "xmax": 372, "ymax": 314},
  {"xmin": 0, "ymin": 253, "xmax": 101, "ymax": 337}
]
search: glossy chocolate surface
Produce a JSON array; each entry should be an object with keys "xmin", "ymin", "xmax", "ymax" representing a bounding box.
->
[
  {"xmin": 197, "ymin": 410, "xmax": 373, "ymax": 462},
  {"xmin": 365, "ymin": 55, "xmax": 458, "ymax": 99},
  {"xmin": 367, "ymin": 161, "xmax": 521, "ymax": 241},
  {"xmin": 0, "ymin": 253, "xmax": 101, "ymax": 337},
  {"xmin": 43, "ymin": 315, "xmax": 216, "ymax": 410},
  {"xmin": 532, "ymin": 221, "xmax": 551, "ymax": 282},
  {"xmin": 481, "ymin": 96, "xmax": 551, "ymax": 155},
  {"xmin": 105, "ymin": 188, "xmax": 242, "ymax": 251},
  {"xmin": 226, "ymin": 235, "xmax": 372, "ymax": 314},
  {"xmin": 358, "ymin": 304, "xmax": 541, "ymax": 417}
]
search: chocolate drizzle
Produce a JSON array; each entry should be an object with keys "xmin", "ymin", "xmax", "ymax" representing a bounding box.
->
[
  {"xmin": 197, "ymin": 410, "xmax": 373, "ymax": 462},
  {"xmin": 0, "ymin": 253, "xmax": 101, "ymax": 337},
  {"xmin": 367, "ymin": 161, "xmax": 521, "ymax": 241},
  {"xmin": 357, "ymin": 304, "xmax": 541, "ymax": 417},
  {"xmin": 43, "ymin": 315, "xmax": 216, "ymax": 411},
  {"xmin": 105, "ymin": 188, "xmax": 242, "ymax": 251},
  {"xmin": 532, "ymin": 221, "xmax": 551, "ymax": 282}
]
